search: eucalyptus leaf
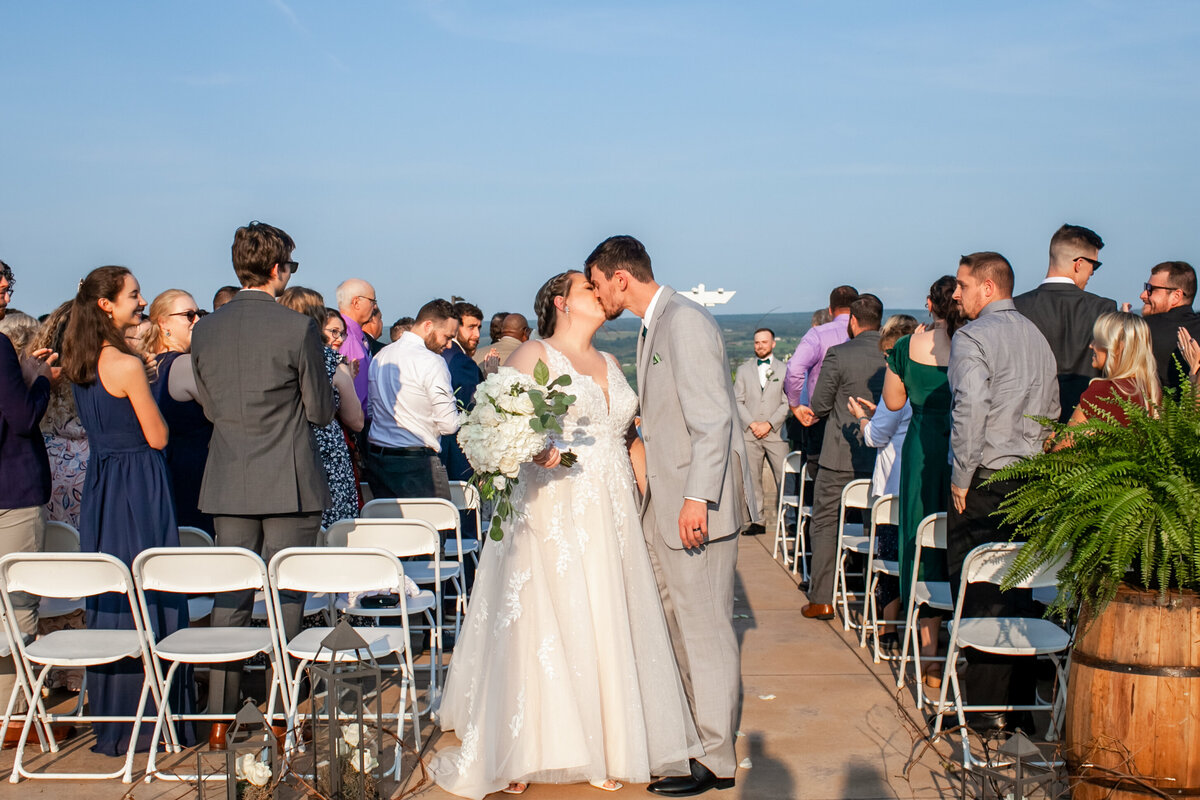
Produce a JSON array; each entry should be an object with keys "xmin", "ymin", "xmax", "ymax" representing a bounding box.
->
[{"xmin": 533, "ymin": 359, "xmax": 550, "ymax": 386}]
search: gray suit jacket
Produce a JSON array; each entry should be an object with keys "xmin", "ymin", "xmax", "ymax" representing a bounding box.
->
[
  {"xmin": 809, "ymin": 330, "xmax": 885, "ymax": 474},
  {"xmin": 733, "ymin": 356, "xmax": 789, "ymax": 441},
  {"xmin": 637, "ymin": 287, "xmax": 756, "ymax": 548},
  {"xmin": 190, "ymin": 290, "xmax": 335, "ymax": 515}
]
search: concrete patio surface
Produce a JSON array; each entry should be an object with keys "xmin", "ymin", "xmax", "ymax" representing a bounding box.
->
[{"xmin": 0, "ymin": 534, "xmax": 966, "ymax": 799}]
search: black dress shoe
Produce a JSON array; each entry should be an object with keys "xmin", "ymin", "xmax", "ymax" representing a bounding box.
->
[
  {"xmin": 966, "ymin": 711, "xmax": 1007, "ymax": 734},
  {"xmin": 740, "ymin": 523, "xmax": 766, "ymax": 537},
  {"xmin": 648, "ymin": 758, "xmax": 735, "ymax": 796}
]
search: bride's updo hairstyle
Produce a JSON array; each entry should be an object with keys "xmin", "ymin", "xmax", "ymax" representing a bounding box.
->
[
  {"xmin": 929, "ymin": 275, "xmax": 966, "ymax": 336},
  {"xmin": 534, "ymin": 270, "xmax": 582, "ymax": 338}
]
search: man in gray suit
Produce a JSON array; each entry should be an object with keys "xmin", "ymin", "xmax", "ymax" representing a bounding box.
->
[
  {"xmin": 190, "ymin": 221, "xmax": 334, "ymax": 739},
  {"xmin": 588, "ymin": 235, "xmax": 755, "ymax": 797},
  {"xmin": 733, "ymin": 328, "xmax": 789, "ymax": 535},
  {"xmin": 799, "ymin": 294, "xmax": 885, "ymax": 620}
]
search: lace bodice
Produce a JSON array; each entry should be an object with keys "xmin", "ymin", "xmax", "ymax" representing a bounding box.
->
[{"xmin": 538, "ymin": 341, "xmax": 637, "ymax": 463}]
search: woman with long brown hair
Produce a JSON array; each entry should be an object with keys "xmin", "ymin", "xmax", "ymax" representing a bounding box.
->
[
  {"xmin": 146, "ymin": 289, "xmax": 213, "ymax": 531},
  {"xmin": 60, "ymin": 266, "xmax": 194, "ymax": 756}
]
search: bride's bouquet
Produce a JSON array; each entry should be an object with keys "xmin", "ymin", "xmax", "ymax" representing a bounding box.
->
[{"xmin": 458, "ymin": 360, "xmax": 578, "ymax": 540}]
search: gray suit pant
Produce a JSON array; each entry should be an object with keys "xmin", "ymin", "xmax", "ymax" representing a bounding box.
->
[
  {"xmin": 208, "ymin": 511, "xmax": 323, "ymax": 714},
  {"xmin": 806, "ymin": 466, "xmax": 868, "ymax": 606},
  {"xmin": 643, "ymin": 503, "xmax": 741, "ymax": 778},
  {"xmin": 743, "ymin": 436, "xmax": 787, "ymax": 532}
]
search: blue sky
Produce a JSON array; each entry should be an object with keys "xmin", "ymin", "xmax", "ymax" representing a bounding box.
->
[{"xmin": 3, "ymin": 1, "xmax": 1198, "ymax": 320}]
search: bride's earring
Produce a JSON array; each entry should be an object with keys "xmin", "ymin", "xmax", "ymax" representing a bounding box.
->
[{"xmin": 564, "ymin": 304, "xmax": 570, "ymax": 314}]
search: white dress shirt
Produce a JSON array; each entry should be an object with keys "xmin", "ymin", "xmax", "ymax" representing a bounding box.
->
[
  {"xmin": 756, "ymin": 354, "xmax": 775, "ymax": 389},
  {"xmin": 367, "ymin": 331, "xmax": 460, "ymax": 451}
]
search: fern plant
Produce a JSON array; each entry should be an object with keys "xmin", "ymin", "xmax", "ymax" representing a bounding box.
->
[{"xmin": 989, "ymin": 385, "xmax": 1200, "ymax": 619}]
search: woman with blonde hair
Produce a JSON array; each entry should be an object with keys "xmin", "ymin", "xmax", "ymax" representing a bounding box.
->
[
  {"xmin": 147, "ymin": 289, "xmax": 212, "ymax": 530},
  {"xmin": 1069, "ymin": 311, "xmax": 1160, "ymax": 426}
]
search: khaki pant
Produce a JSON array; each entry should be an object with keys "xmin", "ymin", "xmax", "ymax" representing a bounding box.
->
[{"xmin": 0, "ymin": 506, "xmax": 45, "ymax": 712}]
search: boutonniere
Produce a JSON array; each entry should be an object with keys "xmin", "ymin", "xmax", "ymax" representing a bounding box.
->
[
  {"xmin": 765, "ymin": 367, "xmax": 775, "ymax": 381},
  {"xmin": 652, "ymin": 352, "xmax": 661, "ymax": 365}
]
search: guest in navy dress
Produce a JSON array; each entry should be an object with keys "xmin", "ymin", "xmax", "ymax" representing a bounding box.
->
[
  {"xmin": 147, "ymin": 289, "xmax": 213, "ymax": 532},
  {"xmin": 277, "ymin": 287, "xmax": 363, "ymax": 527},
  {"xmin": 61, "ymin": 266, "xmax": 193, "ymax": 756}
]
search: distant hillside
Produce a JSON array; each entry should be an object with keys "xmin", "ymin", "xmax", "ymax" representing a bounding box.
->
[{"xmin": 593, "ymin": 307, "xmax": 927, "ymax": 387}]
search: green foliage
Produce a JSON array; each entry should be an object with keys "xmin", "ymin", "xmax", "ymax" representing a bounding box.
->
[{"xmin": 991, "ymin": 386, "xmax": 1200, "ymax": 619}]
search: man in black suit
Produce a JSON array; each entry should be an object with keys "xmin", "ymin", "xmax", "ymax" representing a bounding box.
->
[
  {"xmin": 440, "ymin": 301, "xmax": 484, "ymax": 483},
  {"xmin": 1014, "ymin": 224, "xmax": 1115, "ymax": 421},
  {"xmin": 190, "ymin": 221, "xmax": 334, "ymax": 738},
  {"xmin": 799, "ymin": 294, "xmax": 886, "ymax": 620},
  {"xmin": 1139, "ymin": 261, "xmax": 1200, "ymax": 391}
]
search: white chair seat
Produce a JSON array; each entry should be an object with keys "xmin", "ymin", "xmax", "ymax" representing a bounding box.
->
[
  {"xmin": 285, "ymin": 626, "xmax": 408, "ymax": 662},
  {"xmin": 344, "ymin": 590, "xmax": 437, "ymax": 618},
  {"xmin": 38, "ymin": 596, "xmax": 85, "ymax": 618},
  {"xmin": 914, "ymin": 580, "xmax": 953, "ymax": 610},
  {"xmin": 25, "ymin": 629, "xmax": 143, "ymax": 666},
  {"xmin": 405, "ymin": 561, "xmax": 461, "ymax": 584},
  {"xmin": 1032, "ymin": 586, "xmax": 1059, "ymax": 606},
  {"xmin": 445, "ymin": 538, "xmax": 480, "ymax": 557},
  {"xmin": 780, "ymin": 493, "xmax": 800, "ymax": 508},
  {"xmin": 842, "ymin": 534, "xmax": 870, "ymax": 553},
  {"xmin": 153, "ymin": 627, "xmax": 275, "ymax": 663},
  {"xmin": 954, "ymin": 617, "xmax": 1071, "ymax": 656},
  {"xmin": 188, "ymin": 595, "xmax": 214, "ymax": 621},
  {"xmin": 870, "ymin": 558, "xmax": 900, "ymax": 575}
]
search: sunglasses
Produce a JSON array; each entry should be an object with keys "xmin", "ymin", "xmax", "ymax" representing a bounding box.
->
[
  {"xmin": 1143, "ymin": 282, "xmax": 1178, "ymax": 295},
  {"xmin": 282, "ymin": 260, "xmax": 299, "ymax": 273},
  {"xmin": 1074, "ymin": 256, "xmax": 1101, "ymax": 272},
  {"xmin": 168, "ymin": 309, "xmax": 209, "ymax": 322}
]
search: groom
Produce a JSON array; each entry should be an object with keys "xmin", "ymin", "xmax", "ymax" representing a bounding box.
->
[{"xmin": 588, "ymin": 236, "xmax": 756, "ymax": 796}]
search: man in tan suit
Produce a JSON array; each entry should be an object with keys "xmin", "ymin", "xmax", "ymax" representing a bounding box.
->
[
  {"xmin": 733, "ymin": 328, "xmax": 789, "ymax": 535},
  {"xmin": 475, "ymin": 313, "xmax": 529, "ymax": 375},
  {"xmin": 588, "ymin": 235, "xmax": 755, "ymax": 796}
]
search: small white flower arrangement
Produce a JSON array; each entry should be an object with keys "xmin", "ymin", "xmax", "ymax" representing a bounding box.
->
[
  {"xmin": 458, "ymin": 360, "xmax": 577, "ymax": 540},
  {"xmin": 235, "ymin": 752, "xmax": 272, "ymax": 787}
]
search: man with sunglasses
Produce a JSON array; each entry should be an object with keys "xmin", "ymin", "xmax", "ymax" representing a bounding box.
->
[
  {"xmin": 1139, "ymin": 260, "xmax": 1200, "ymax": 389},
  {"xmin": 1014, "ymin": 224, "xmax": 1115, "ymax": 421},
  {"xmin": 190, "ymin": 222, "xmax": 333, "ymax": 745}
]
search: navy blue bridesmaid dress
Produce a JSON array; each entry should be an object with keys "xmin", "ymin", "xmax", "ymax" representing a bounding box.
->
[{"xmin": 74, "ymin": 378, "xmax": 195, "ymax": 756}]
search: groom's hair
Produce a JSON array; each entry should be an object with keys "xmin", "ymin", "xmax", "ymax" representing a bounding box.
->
[{"xmin": 585, "ymin": 235, "xmax": 654, "ymax": 283}]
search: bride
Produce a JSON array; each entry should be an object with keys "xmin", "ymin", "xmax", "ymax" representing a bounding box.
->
[{"xmin": 433, "ymin": 270, "xmax": 701, "ymax": 797}]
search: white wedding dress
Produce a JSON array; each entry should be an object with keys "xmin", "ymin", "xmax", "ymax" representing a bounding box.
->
[{"xmin": 433, "ymin": 342, "xmax": 701, "ymax": 798}]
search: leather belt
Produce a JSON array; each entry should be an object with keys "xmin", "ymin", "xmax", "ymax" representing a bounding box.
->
[{"xmin": 367, "ymin": 444, "xmax": 436, "ymax": 457}]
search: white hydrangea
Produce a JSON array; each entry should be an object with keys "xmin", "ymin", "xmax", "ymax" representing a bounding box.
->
[{"xmin": 347, "ymin": 747, "xmax": 379, "ymax": 773}]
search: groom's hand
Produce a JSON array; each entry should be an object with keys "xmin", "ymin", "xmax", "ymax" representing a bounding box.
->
[{"xmin": 678, "ymin": 499, "xmax": 709, "ymax": 549}]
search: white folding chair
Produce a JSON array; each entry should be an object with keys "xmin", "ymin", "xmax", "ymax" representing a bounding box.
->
[
  {"xmin": 133, "ymin": 547, "xmax": 288, "ymax": 783},
  {"xmin": 175, "ymin": 526, "xmax": 217, "ymax": 623},
  {"xmin": 361, "ymin": 497, "xmax": 468, "ymax": 639},
  {"xmin": 325, "ymin": 519, "xmax": 442, "ymax": 713},
  {"xmin": 0, "ymin": 552, "xmax": 162, "ymax": 783},
  {"xmin": 832, "ymin": 478, "xmax": 873, "ymax": 631},
  {"xmin": 268, "ymin": 547, "xmax": 422, "ymax": 772},
  {"xmin": 858, "ymin": 494, "xmax": 903, "ymax": 662},
  {"xmin": 448, "ymin": 481, "xmax": 485, "ymax": 567},
  {"xmin": 38, "ymin": 522, "xmax": 86, "ymax": 621},
  {"xmin": 772, "ymin": 452, "xmax": 808, "ymax": 576},
  {"xmin": 0, "ymin": 595, "xmax": 54, "ymax": 757},
  {"xmin": 896, "ymin": 513, "xmax": 954, "ymax": 709},
  {"xmin": 932, "ymin": 542, "xmax": 1072, "ymax": 766}
]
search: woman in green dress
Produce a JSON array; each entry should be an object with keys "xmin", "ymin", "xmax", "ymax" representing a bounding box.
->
[{"xmin": 882, "ymin": 275, "xmax": 963, "ymax": 688}]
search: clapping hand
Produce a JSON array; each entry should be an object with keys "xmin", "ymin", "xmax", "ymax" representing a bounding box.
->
[
  {"xmin": 19, "ymin": 348, "xmax": 57, "ymax": 386},
  {"xmin": 846, "ymin": 396, "xmax": 876, "ymax": 421},
  {"xmin": 1178, "ymin": 328, "xmax": 1200, "ymax": 379}
]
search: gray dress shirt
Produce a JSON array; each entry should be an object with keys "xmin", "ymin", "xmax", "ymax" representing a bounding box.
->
[{"xmin": 948, "ymin": 298, "xmax": 1060, "ymax": 488}]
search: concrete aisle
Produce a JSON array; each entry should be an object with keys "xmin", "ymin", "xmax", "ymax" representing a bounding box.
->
[
  {"xmin": 0, "ymin": 534, "xmax": 959, "ymax": 799},
  {"xmin": 403, "ymin": 534, "xmax": 956, "ymax": 800}
]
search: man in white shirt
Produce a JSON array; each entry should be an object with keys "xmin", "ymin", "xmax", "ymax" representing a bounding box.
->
[
  {"xmin": 733, "ymin": 328, "xmax": 789, "ymax": 535},
  {"xmin": 366, "ymin": 298, "xmax": 460, "ymax": 501}
]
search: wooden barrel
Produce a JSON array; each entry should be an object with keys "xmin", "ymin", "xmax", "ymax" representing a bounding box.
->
[{"xmin": 1067, "ymin": 583, "xmax": 1200, "ymax": 799}]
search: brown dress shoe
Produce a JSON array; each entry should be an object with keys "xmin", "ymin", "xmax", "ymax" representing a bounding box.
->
[
  {"xmin": 208, "ymin": 722, "xmax": 228, "ymax": 751},
  {"xmin": 801, "ymin": 603, "xmax": 835, "ymax": 620}
]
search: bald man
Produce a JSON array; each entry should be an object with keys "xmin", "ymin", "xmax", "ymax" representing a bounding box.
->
[
  {"xmin": 335, "ymin": 278, "xmax": 378, "ymax": 419},
  {"xmin": 476, "ymin": 312, "xmax": 529, "ymax": 376}
]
